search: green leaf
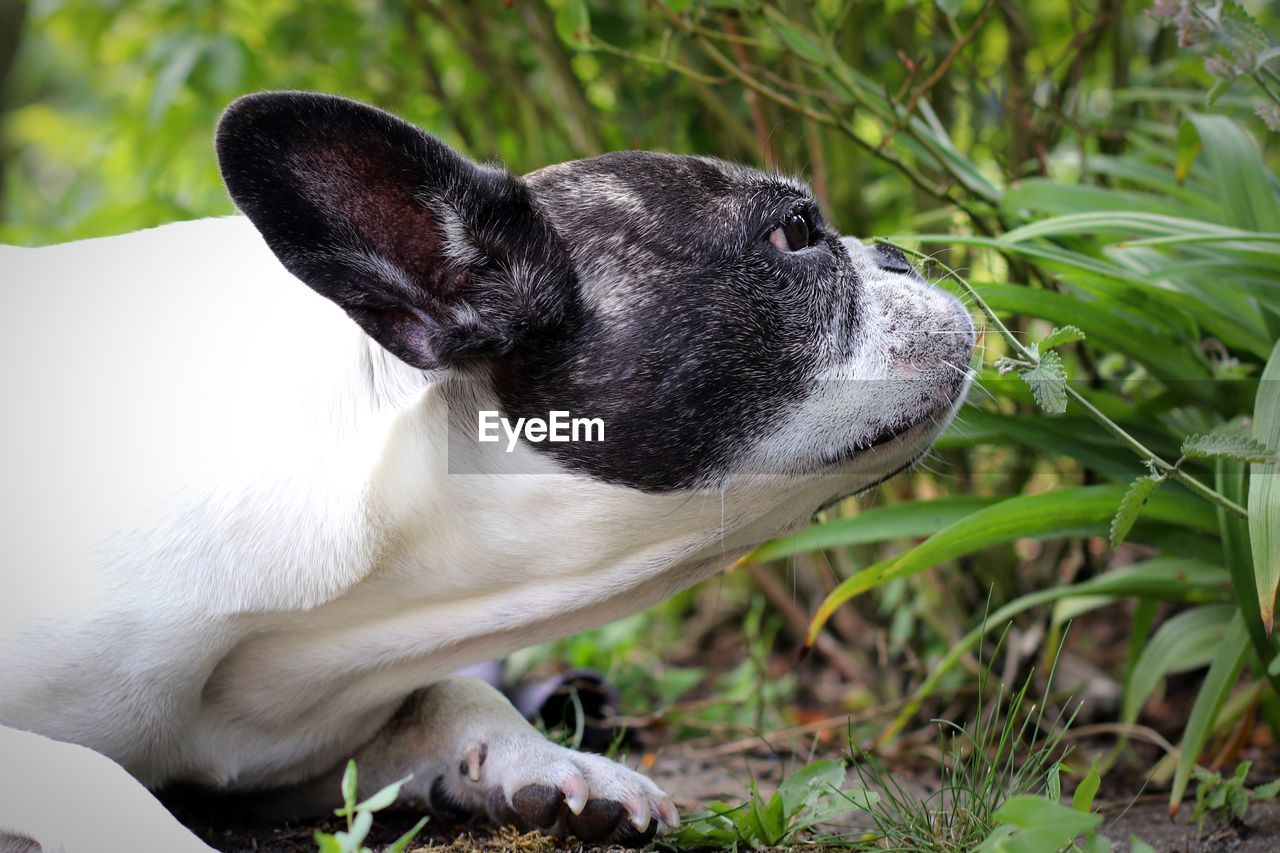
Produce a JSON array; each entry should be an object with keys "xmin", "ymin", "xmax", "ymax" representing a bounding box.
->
[
  {"xmin": 1182, "ymin": 434, "xmax": 1278, "ymax": 464},
  {"xmin": 975, "ymin": 282, "xmax": 1211, "ymax": 384},
  {"xmin": 1214, "ymin": 2, "xmax": 1269, "ymax": 74},
  {"xmin": 1215, "ymin": 454, "xmax": 1277, "ymax": 695},
  {"xmin": 1111, "ymin": 475, "xmax": 1163, "ymax": 548},
  {"xmin": 346, "ymin": 810, "xmax": 373, "ymax": 847},
  {"xmin": 940, "ymin": 406, "xmax": 1146, "ymax": 484},
  {"xmin": 751, "ymin": 495, "xmax": 1001, "ymax": 562},
  {"xmin": 1170, "ymin": 613, "xmax": 1250, "ymax": 813},
  {"xmin": 1123, "ymin": 604, "xmax": 1236, "ymax": 725},
  {"xmin": 979, "ymin": 795, "xmax": 1102, "ymax": 851},
  {"xmin": 354, "ymin": 773, "xmax": 412, "ymax": 812},
  {"xmin": 763, "ymin": 7, "xmax": 830, "ymax": 66},
  {"xmin": 747, "ymin": 787, "xmax": 787, "ymax": 846},
  {"xmin": 1176, "ymin": 119, "xmax": 1202, "ymax": 184},
  {"xmin": 798, "ymin": 788, "xmax": 878, "ymax": 828},
  {"xmin": 338, "ymin": 759, "xmax": 358, "ymax": 814},
  {"xmin": 1036, "ymin": 325, "xmax": 1086, "ymax": 353},
  {"xmin": 1000, "ymin": 211, "xmax": 1245, "ymax": 243},
  {"xmin": 977, "ymin": 824, "xmax": 1018, "ymax": 850},
  {"xmin": 313, "ymin": 832, "xmax": 343, "ymax": 853},
  {"xmin": 1205, "ymin": 78, "xmax": 1232, "ymax": 107},
  {"xmin": 1001, "ymin": 179, "xmax": 1205, "ymax": 219},
  {"xmin": 1130, "ymin": 835, "xmax": 1158, "ymax": 853},
  {"xmin": 1251, "ymin": 342, "xmax": 1280, "ymax": 635},
  {"xmin": 890, "ymin": 557, "xmax": 1226, "ymax": 739},
  {"xmin": 1020, "ymin": 350, "xmax": 1068, "ymax": 414},
  {"xmin": 776, "ymin": 759, "xmax": 845, "ymax": 817},
  {"xmin": 809, "ymin": 486, "xmax": 1218, "ymax": 645},
  {"xmin": 148, "ymin": 35, "xmax": 205, "ymax": 125},
  {"xmin": 1186, "ymin": 114, "xmax": 1280, "ymax": 232},
  {"xmin": 1073, "ymin": 761, "xmax": 1102, "ymax": 814},
  {"xmin": 901, "ymin": 231, "xmax": 1266, "ymax": 365},
  {"xmin": 1083, "ymin": 832, "xmax": 1111, "ymax": 853},
  {"xmin": 554, "ymin": 0, "xmax": 591, "ymax": 47},
  {"xmin": 386, "ymin": 816, "xmax": 430, "ymax": 853},
  {"xmin": 1253, "ymin": 778, "xmax": 1280, "ymax": 800}
]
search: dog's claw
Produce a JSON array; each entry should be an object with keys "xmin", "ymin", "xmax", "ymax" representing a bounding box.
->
[
  {"xmin": 464, "ymin": 744, "xmax": 484, "ymax": 782},
  {"xmin": 560, "ymin": 773, "xmax": 589, "ymax": 815},
  {"xmin": 657, "ymin": 798, "xmax": 679, "ymax": 829},
  {"xmin": 623, "ymin": 795, "xmax": 651, "ymax": 833}
]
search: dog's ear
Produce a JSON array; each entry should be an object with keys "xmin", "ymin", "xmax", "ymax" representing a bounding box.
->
[{"xmin": 216, "ymin": 91, "xmax": 572, "ymax": 370}]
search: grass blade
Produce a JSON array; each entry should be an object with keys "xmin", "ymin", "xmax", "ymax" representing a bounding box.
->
[
  {"xmin": 749, "ymin": 495, "xmax": 999, "ymax": 562},
  {"xmin": 1251, "ymin": 342, "xmax": 1280, "ymax": 635},
  {"xmin": 882, "ymin": 558, "xmax": 1228, "ymax": 742},
  {"xmin": 806, "ymin": 486, "xmax": 1217, "ymax": 645},
  {"xmin": 1122, "ymin": 604, "xmax": 1235, "ymax": 725},
  {"xmin": 1169, "ymin": 613, "xmax": 1250, "ymax": 815}
]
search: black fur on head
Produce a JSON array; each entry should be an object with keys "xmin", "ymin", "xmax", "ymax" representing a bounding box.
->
[
  {"xmin": 216, "ymin": 93, "xmax": 974, "ymax": 494},
  {"xmin": 216, "ymin": 91, "xmax": 573, "ymax": 370},
  {"xmin": 493, "ymin": 153, "xmax": 866, "ymax": 491}
]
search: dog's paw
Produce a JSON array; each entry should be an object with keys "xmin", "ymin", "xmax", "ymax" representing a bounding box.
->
[{"xmin": 431, "ymin": 737, "xmax": 677, "ymax": 846}]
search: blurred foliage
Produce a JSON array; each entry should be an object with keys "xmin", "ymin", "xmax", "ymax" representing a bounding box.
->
[
  {"xmin": 5, "ymin": 0, "xmax": 1280, "ymax": 813},
  {"xmin": 13, "ymin": 0, "xmax": 1270, "ymax": 244}
]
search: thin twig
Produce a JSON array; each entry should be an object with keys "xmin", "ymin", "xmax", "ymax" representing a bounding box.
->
[
  {"xmin": 682, "ymin": 699, "xmax": 913, "ymax": 759},
  {"xmin": 746, "ymin": 562, "xmax": 861, "ymax": 681},
  {"xmin": 590, "ymin": 36, "xmax": 729, "ymax": 86},
  {"xmin": 903, "ymin": 0, "xmax": 996, "ymax": 123},
  {"xmin": 1062, "ymin": 722, "xmax": 1178, "ymax": 756}
]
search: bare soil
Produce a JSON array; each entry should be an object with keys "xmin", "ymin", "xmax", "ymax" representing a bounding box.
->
[{"xmin": 169, "ymin": 740, "xmax": 1280, "ymax": 852}]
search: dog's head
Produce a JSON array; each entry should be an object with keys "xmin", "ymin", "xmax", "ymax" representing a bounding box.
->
[{"xmin": 217, "ymin": 92, "xmax": 973, "ymax": 497}]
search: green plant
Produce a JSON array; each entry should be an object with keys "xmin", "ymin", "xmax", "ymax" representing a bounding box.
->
[
  {"xmin": 313, "ymin": 760, "xmax": 427, "ymax": 853},
  {"xmin": 976, "ymin": 787, "xmax": 1102, "ymax": 853},
  {"xmin": 1189, "ymin": 760, "xmax": 1280, "ymax": 834},
  {"xmin": 633, "ymin": 0, "xmax": 1280, "ymax": 816},
  {"xmin": 975, "ymin": 760, "xmax": 1162, "ymax": 853},
  {"xmin": 849, "ymin": 627, "xmax": 1079, "ymax": 851},
  {"xmin": 664, "ymin": 758, "xmax": 877, "ymax": 850}
]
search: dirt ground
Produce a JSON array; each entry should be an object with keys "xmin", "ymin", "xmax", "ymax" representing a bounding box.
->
[{"xmin": 170, "ymin": 741, "xmax": 1280, "ymax": 852}]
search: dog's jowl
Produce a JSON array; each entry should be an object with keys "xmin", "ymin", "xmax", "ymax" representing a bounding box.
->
[{"xmin": 0, "ymin": 92, "xmax": 974, "ymax": 850}]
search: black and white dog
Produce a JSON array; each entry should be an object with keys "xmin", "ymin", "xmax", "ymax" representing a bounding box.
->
[{"xmin": 0, "ymin": 92, "xmax": 973, "ymax": 850}]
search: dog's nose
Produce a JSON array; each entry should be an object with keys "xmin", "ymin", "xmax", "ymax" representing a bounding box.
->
[{"xmin": 872, "ymin": 243, "xmax": 912, "ymax": 274}]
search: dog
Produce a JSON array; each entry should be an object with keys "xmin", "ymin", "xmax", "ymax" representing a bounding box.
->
[{"xmin": 0, "ymin": 91, "xmax": 974, "ymax": 850}]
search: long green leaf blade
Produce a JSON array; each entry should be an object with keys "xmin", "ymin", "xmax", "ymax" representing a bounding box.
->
[
  {"xmin": 1169, "ymin": 613, "xmax": 1250, "ymax": 815},
  {"xmin": 1122, "ymin": 604, "xmax": 1235, "ymax": 725},
  {"xmin": 750, "ymin": 495, "xmax": 1000, "ymax": 562},
  {"xmin": 807, "ymin": 486, "xmax": 1217, "ymax": 644},
  {"xmin": 1252, "ymin": 343, "xmax": 1280, "ymax": 635}
]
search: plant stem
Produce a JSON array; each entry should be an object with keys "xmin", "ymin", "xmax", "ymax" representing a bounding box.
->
[
  {"xmin": 885, "ymin": 241, "xmax": 1250, "ymax": 520},
  {"xmin": 1064, "ymin": 386, "xmax": 1246, "ymax": 518}
]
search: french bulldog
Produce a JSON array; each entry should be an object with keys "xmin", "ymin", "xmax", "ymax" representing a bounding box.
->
[{"xmin": 0, "ymin": 91, "xmax": 974, "ymax": 851}]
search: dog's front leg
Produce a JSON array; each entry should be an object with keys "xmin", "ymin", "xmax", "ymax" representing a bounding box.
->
[
  {"xmin": 267, "ymin": 677, "xmax": 677, "ymax": 846},
  {"xmin": 365, "ymin": 677, "xmax": 678, "ymax": 845}
]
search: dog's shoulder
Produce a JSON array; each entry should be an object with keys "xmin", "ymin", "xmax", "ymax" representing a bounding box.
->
[{"xmin": 0, "ymin": 217, "xmax": 417, "ymax": 619}]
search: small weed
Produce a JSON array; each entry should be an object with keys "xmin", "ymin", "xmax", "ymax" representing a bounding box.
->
[
  {"xmin": 313, "ymin": 759, "xmax": 428, "ymax": 853},
  {"xmin": 1190, "ymin": 760, "xmax": 1280, "ymax": 835},
  {"xmin": 663, "ymin": 758, "xmax": 876, "ymax": 850},
  {"xmin": 849, "ymin": 625, "xmax": 1077, "ymax": 851},
  {"xmin": 975, "ymin": 760, "xmax": 1159, "ymax": 853}
]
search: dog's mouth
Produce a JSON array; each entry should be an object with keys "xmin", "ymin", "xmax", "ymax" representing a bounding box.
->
[
  {"xmin": 818, "ymin": 412, "xmax": 935, "ymax": 467},
  {"xmin": 817, "ymin": 372, "xmax": 969, "ymax": 469}
]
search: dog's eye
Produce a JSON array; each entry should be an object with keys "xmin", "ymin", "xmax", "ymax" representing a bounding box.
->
[{"xmin": 768, "ymin": 212, "xmax": 810, "ymax": 252}]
